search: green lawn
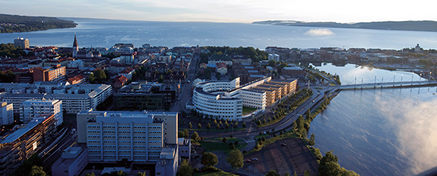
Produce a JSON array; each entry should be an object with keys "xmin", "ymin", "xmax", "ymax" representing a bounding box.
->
[
  {"xmin": 199, "ymin": 139, "xmax": 247, "ymax": 153},
  {"xmin": 193, "ymin": 170, "xmax": 237, "ymax": 176},
  {"xmin": 242, "ymin": 106, "xmax": 257, "ymax": 115}
]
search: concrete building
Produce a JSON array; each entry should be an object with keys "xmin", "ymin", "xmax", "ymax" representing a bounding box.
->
[
  {"xmin": 268, "ymin": 54, "xmax": 280, "ymax": 62},
  {"xmin": 33, "ymin": 65, "xmax": 66, "ymax": 82},
  {"xmin": 155, "ymin": 147, "xmax": 179, "ymax": 176},
  {"xmin": 178, "ymin": 138, "xmax": 191, "ymax": 162},
  {"xmin": 14, "ymin": 38, "xmax": 29, "ymax": 49},
  {"xmin": 0, "ymin": 82, "xmax": 112, "ymax": 114},
  {"xmin": 0, "ymin": 115, "xmax": 56, "ymax": 176},
  {"xmin": 20, "ymin": 99, "xmax": 62, "ymax": 126},
  {"xmin": 281, "ymin": 66, "xmax": 306, "ymax": 77},
  {"xmin": 0, "ymin": 102, "xmax": 13, "ymax": 126},
  {"xmin": 114, "ymin": 82, "xmax": 178, "ymax": 111},
  {"xmin": 76, "ymin": 110, "xmax": 178, "ymax": 163},
  {"xmin": 51, "ymin": 145, "xmax": 88, "ymax": 176},
  {"xmin": 216, "ymin": 63, "xmax": 227, "ymax": 75}
]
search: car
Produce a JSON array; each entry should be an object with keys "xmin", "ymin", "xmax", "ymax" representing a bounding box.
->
[
  {"xmin": 252, "ymin": 158, "xmax": 258, "ymax": 161},
  {"xmin": 245, "ymin": 159, "xmax": 251, "ymax": 163},
  {"xmin": 281, "ymin": 143, "xmax": 287, "ymax": 146}
]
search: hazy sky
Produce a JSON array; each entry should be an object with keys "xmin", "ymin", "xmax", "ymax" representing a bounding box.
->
[{"xmin": 1, "ymin": 0, "xmax": 436, "ymax": 23}]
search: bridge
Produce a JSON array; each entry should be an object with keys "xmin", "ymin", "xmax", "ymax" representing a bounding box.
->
[{"xmin": 334, "ymin": 80, "xmax": 437, "ymax": 90}]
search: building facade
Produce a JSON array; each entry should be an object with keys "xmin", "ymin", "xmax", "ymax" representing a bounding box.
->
[
  {"xmin": 76, "ymin": 110, "xmax": 178, "ymax": 163},
  {"xmin": 14, "ymin": 38, "xmax": 29, "ymax": 49},
  {"xmin": 0, "ymin": 102, "xmax": 13, "ymax": 126},
  {"xmin": 0, "ymin": 115, "xmax": 56, "ymax": 176},
  {"xmin": 20, "ymin": 99, "xmax": 62, "ymax": 126},
  {"xmin": 33, "ymin": 65, "xmax": 66, "ymax": 82},
  {"xmin": 0, "ymin": 83, "xmax": 112, "ymax": 114}
]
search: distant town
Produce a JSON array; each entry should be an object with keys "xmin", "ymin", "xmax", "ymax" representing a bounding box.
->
[{"xmin": 0, "ymin": 35, "xmax": 436, "ymax": 176}]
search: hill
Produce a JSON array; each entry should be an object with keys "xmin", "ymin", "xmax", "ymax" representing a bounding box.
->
[
  {"xmin": 0, "ymin": 14, "xmax": 77, "ymax": 33},
  {"xmin": 253, "ymin": 20, "xmax": 437, "ymax": 32}
]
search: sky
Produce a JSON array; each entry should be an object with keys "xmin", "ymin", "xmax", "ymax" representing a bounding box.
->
[{"xmin": 1, "ymin": 0, "xmax": 437, "ymax": 23}]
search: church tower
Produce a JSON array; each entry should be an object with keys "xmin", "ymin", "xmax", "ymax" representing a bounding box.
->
[{"xmin": 73, "ymin": 34, "xmax": 78, "ymax": 58}]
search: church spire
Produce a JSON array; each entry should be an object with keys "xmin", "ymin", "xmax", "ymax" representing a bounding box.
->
[{"xmin": 73, "ymin": 33, "xmax": 78, "ymax": 47}]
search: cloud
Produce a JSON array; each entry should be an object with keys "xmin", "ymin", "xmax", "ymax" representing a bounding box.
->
[{"xmin": 304, "ymin": 28, "xmax": 335, "ymax": 36}]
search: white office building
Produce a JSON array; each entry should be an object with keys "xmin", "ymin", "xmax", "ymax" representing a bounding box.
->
[
  {"xmin": 191, "ymin": 77, "xmax": 270, "ymax": 121},
  {"xmin": 76, "ymin": 110, "xmax": 178, "ymax": 163},
  {"xmin": 0, "ymin": 102, "xmax": 13, "ymax": 125},
  {"xmin": 20, "ymin": 99, "xmax": 63, "ymax": 125}
]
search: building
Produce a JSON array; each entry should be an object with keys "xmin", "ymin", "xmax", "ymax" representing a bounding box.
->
[
  {"xmin": 51, "ymin": 145, "xmax": 88, "ymax": 176},
  {"xmin": 119, "ymin": 67, "xmax": 135, "ymax": 80},
  {"xmin": 281, "ymin": 66, "xmax": 306, "ymax": 77},
  {"xmin": 114, "ymin": 75, "xmax": 128, "ymax": 88},
  {"xmin": 114, "ymin": 82, "xmax": 178, "ymax": 110},
  {"xmin": 216, "ymin": 63, "xmax": 227, "ymax": 75},
  {"xmin": 0, "ymin": 115, "xmax": 56, "ymax": 176},
  {"xmin": 0, "ymin": 83, "xmax": 112, "ymax": 114},
  {"xmin": 33, "ymin": 65, "xmax": 66, "ymax": 82},
  {"xmin": 0, "ymin": 102, "xmax": 13, "ymax": 126},
  {"xmin": 178, "ymin": 138, "xmax": 191, "ymax": 162},
  {"xmin": 155, "ymin": 147, "xmax": 179, "ymax": 176},
  {"xmin": 20, "ymin": 99, "xmax": 62, "ymax": 126},
  {"xmin": 14, "ymin": 38, "xmax": 29, "ymax": 49},
  {"xmin": 191, "ymin": 77, "xmax": 270, "ymax": 121},
  {"xmin": 191, "ymin": 77, "xmax": 297, "ymax": 120},
  {"xmin": 73, "ymin": 34, "xmax": 78, "ymax": 58},
  {"xmin": 76, "ymin": 110, "xmax": 178, "ymax": 163},
  {"xmin": 268, "ymin": 54, "xmax": 280, "ymax": 62}
]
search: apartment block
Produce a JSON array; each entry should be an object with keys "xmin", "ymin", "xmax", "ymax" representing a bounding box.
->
[
  {"xmin": 33, "ymin": 64, "xmax": 66, "ymax": 82},
  {"xmin": 0, "ymin": 115, "xmax": 56, "ymax": 175},
  {"xmin": 76, "ymin": 110, "xmax": 178, "ymax": 163},
  {"xmin": 0, "ymin": 102, "xmax": 13, "ymax": 126},
  {"xmin": 20, "ymin": 99, "xmax": 62, "ymax": 126}
]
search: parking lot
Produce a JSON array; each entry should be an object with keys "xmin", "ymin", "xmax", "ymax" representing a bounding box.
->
[{"xmin": 243, "ymin": 138, "xmax": 319, "ymax": 176}]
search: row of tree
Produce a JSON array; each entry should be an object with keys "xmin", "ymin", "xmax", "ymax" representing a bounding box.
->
[{"xmin": 0, "ymin": 43, "xmax": 34, "ymax": 58}]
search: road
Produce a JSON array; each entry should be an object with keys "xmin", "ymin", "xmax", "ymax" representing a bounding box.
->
[
  {"xmin": 170, "ymin": 53, "xmax": 199, "ymax": 112},
  {"xmin": 42, "ymin": 127, "xmax": 77, "ymax": 173}
]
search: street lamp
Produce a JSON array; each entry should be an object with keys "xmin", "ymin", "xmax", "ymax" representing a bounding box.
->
[
  {"xmin": 375, "ymin": 74, "xmax": 377, "ymax": 85},
  {"xmin": 394, "ymin": 73, "xmax": 396, "ymax": 83}
]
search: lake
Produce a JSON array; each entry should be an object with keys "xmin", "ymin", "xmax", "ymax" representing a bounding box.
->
[
  {"xmin": 2, "ymin": 18, "xmax": 437, "ymax": 49},
  {"xmin": 309, "ymin": 63, "xmax": 437, "ymax": 176}
]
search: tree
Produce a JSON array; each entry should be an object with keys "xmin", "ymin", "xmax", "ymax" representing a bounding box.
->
[
  {"xmin": 29, "ymin": 165, "xmax": 46, "ymax": 176},
  {"xmin": 265, "ymin": 170, "xmax": 280, "ymax": 176},
  {"xmin": 222, "ymin": 137, "xmax": 227, "ymax": 143},
  {"xmin": 93, "ymin": 69, "xmax": 107, "ymax": 82},
  {"xmin": 268, "ymin": 60, "xmax": 277, "ymax": 67},
  {"xmin": 242, "ymin": 122, "xmax": 246, "ymax": 128},
  {"xmin": 189, "ymin": 122, "xmax": 192, "ymax": 129},
  {"xmin": 177, "ymin": 159, "xmax": 193, "ymax": 176},
  {"xmin": 85, "ymin": 172, "xmax": 96, "ymax": 176},
  {"xmin": 198, "ymin": 123, "xmax": 202, "ymax": 129},
  {"xmin": 227, "ymin": 149, "xmax": 244, "ymax": 170},
  {"xmin": 304, "ymin": 170, "xmax": 310, "ymax": 176},
  {"xmin": 309, "ymin": 133, "xmax": 316, "ymax": 146},
  {"xmin": 285, "ymin": 173, "xmax": 290, "ymax": 176},
  {"xmin": 216, "ymin": 123, "xmax": 220, "ymax": 129},
  {"xmin": 184, "ymin": 129, "xmax": 189, "ymax": 137},
  {"xmin": 318, "ymin": 151, "xmax": 340, "ymax": 176},
  {"xmin": 191, "ymin": 131, "xmax": 200, "ymax": 142},
  {"xmin": 206, "ymin": 123, "xmax": 211, "ymax": 129},
  {"xmin": 306, "ymin": 108, "xmax": 311, "ymax": 121},
  {"xmin": 201, "ymin": 152, "xmax": 218, "ymax": 167},
  {"xmin": 137, "ymin": 172, "xmax": 146, "ymax": 176},
  {"xmin": 225, "ymin": 122, "xmax": 230, "ymax": 129}
]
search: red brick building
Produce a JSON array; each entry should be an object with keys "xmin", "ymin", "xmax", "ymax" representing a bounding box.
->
[{"xmin": 33, "ymin": 64, "xmax": 66, "ymax": 82}]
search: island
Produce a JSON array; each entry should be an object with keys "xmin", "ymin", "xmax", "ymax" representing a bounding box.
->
[
  {"xmin": 0, "ymin": 14, "xmax": 77, "ymax": 33},
  {"xmin": 253, "ymin": 20, "xmax": 437, "ymax": 32}
]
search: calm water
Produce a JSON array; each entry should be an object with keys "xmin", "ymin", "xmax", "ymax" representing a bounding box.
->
[
  {"xmin": 2, "ymin": 18, "xmax": 437, "ymax": 175},
  {"xmin": 2, "ymin": 18, "xmax": 437, "ymax": 49},
  {"xmin": 309, "ymin": 64, "xmax": 437, "ymax": 176}
]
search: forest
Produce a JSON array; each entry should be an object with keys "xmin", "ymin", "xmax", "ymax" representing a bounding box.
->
[{"xmin": 0, "ymin": 14, "xmax": 77, "ymax": 33}]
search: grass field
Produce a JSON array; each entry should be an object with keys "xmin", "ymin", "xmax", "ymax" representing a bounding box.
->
[
  {"xmin": 242, "ymin": 106, "xmax": 257, "ymax": 115},
  {"xmin": 199, "ymin": 138, "xmax": 247, "ymax": 153},
  {"xmin": 193, "ymin": 170, "xmax": 237, "ymax": 176}
]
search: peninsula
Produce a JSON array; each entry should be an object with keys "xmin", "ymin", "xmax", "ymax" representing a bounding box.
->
[
  {"xmin": 0, "ymin": 14, "xmax": 77, "ymax": 33},
  {"xmin": 253, "ymin": 20, "xmax": 437, "ymax": 32}
]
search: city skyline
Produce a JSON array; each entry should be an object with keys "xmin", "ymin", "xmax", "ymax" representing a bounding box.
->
[{"xmin": 1, "ymin": 0, "xmax": 437, "ymax": 23}]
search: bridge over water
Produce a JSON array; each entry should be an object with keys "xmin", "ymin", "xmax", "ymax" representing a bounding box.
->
[{"xmin": 334, "ymin": 81, "xmax": 437, "ymax": 90}]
